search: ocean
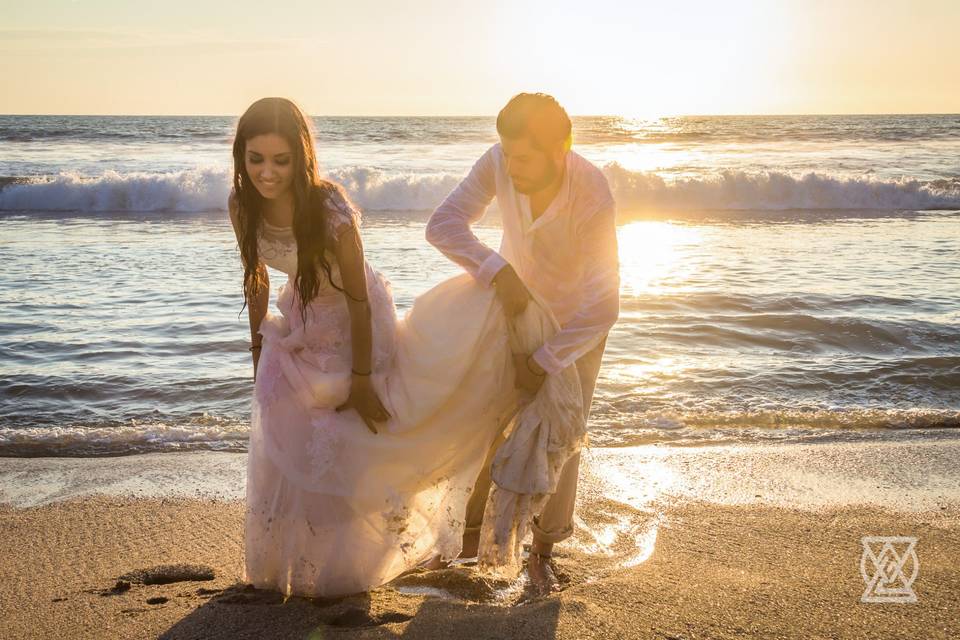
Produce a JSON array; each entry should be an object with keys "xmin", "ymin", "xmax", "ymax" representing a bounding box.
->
[{"xmin": 1, "ymin": 114, "xmax": 958, "ymax": 456}]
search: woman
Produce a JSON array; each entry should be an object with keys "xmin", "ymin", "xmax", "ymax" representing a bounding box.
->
[
  {"xmin": 230, "ymin": 98, "xmax": 584, "ymax": 597},
  {"xmin": 229, "ymin": 97, "xmax": 393, "ymax": 434}
]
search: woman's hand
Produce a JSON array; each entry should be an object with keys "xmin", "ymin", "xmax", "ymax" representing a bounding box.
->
[{"xmin": 336, "ymin": 374, "xmax": 390, "ymax": 434}]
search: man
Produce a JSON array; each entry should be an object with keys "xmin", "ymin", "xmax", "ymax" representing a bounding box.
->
[{"xmin": 426, "ymin": 93, "xmax": 620, "ymax": 593}]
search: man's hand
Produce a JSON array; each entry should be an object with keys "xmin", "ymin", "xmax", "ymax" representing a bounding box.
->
[
  {"xmin": 492, "ymin": 264, "xmax": 530, "ymax": 317},
  {"xmin": 513, "ymin": 352, "xmax": 547, "ymax": 395}
]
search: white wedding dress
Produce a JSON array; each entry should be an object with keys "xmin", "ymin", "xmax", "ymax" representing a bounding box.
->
[{"xmin": 243, "ymin": 189, "xmax": 584, "ymax": 597}]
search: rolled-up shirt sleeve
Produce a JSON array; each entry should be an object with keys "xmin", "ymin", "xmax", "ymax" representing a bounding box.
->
[
  {"xmin": 425, "ymin": 145, "xmax": 507, "ymax": 286},
  {"xmin": 531, "ymin": 203, "xmax": 620, "ymax": 375}
]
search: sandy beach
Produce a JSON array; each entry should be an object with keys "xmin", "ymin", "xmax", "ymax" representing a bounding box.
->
[{"xmin": 2, "ymin": 437, "xmax": 958, "ymax": 639}]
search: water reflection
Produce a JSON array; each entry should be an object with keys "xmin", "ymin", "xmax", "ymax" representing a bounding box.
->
[{"xmin": 617, "ymin": 221, "xmax": 702, "ymax": 296}]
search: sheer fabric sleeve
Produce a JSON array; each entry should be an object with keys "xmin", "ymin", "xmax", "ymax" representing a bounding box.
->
[
  {"xmin": 425, "ymin": 145, "xmax": 507, "ymax": 286},
  {"xmin": 324, "ymin": 186, "xmax": 362, "ymax": 242}
]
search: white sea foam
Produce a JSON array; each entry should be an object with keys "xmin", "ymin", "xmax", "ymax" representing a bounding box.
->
[
  {"xmin": 604, "ymin": 165, "xmax": 960, "ymax": 211},
  {"xmin": 2, "ymin": 166, "xmax": 959, "ymax": 214},
  {"xmin": 0, "ymin": 407, "xmax": 955, "ymax": 457},
  {"xmin": 328, "ymin": 167, "xmax": 461, "ymax": 211},
  {"xmin": 0, "ymin": 420, "xmax": 249, "ymax": 456},
  {"xmin": 0, "ymin": 168, "xmax": 230, "ymax": 213}
]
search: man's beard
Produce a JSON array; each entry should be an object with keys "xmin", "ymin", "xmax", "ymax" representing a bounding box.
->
[{"xmin": 513, "ymin": 161, "xmax": 558, "ymax": 194}]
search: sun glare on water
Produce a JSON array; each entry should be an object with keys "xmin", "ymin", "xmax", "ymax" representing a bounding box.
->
[
  {"xmin": 606, "ymin": 221, "xmax": 705, "ymax": 387},
  {"xmin": 616, "ymin": 220, "xmax": 702, "ymax": 296}
]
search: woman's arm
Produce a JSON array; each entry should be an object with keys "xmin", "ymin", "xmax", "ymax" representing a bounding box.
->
[
  {"xmin": 333, "ymin": 225, "xmax": 389, "ymax": 433},
  {"xmin": 228, "ymin": 192, "xmax": 270, "ymax": 379},
  {"xmin": 245, "ymin": 263, "xmax": 269, "ymax": 379},
  {"xmin": 337, "ymin": 226, "xmax": 373, "ymax": 375}
]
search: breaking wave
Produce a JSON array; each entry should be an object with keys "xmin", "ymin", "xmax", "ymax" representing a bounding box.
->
[{"xmin": 2, "ymin": 166, "xmax": 959, "ymax": 214}]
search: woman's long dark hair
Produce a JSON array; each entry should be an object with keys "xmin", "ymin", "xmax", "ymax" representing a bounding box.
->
[{"xmin": 231, "ymin": 97, "xmax": 345, "ymax": 320}]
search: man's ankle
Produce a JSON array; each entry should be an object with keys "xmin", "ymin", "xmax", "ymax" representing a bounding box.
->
[
  {"xmin": 530, "ymin": 540, "xmax": 554, "ymax": 559},
  {"xmin": 460, "ymin": 529, "xmax": 480, "ymax": 557}
]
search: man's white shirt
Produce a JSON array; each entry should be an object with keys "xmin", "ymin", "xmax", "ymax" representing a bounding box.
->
[{"xmin": 426, "ymin": 143, "xmax": 620, "ymax": 375}]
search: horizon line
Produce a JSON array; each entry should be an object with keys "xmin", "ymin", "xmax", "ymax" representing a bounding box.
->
[{"xmin": 2, "ymin": 111, "xmax": 959, "ymax": 119}]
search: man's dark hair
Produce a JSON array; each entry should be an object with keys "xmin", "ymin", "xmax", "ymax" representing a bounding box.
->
[{"xmin": 496, "ymin": 93, "xmax": 572, "ymax": 152}]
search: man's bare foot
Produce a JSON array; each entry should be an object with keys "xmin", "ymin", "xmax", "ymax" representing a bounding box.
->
[
  {"xmin": 459, "ymin": 530, "xmax": 480, "ymax": 559},
  {"xmin": 525, "ymin": 552, "xmax": 560, "ymax": 598}
]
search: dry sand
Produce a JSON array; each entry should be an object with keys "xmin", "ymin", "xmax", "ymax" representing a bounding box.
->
[{"xmin": 2, "ymin": 438, "xmax": 958, "ymax": 639}]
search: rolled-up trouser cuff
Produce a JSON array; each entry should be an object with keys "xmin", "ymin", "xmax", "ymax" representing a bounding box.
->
[
  {"xmin": 466, "ymin": 517, "xmax": 574, "ymax": 545},
  {"xmin": 530, "ymin": 515, "xmax": 574, "ymax": 544}
]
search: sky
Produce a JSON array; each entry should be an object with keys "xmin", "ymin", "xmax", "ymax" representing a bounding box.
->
[{"xmin": 1, "ymin": 0, "xmax": 958, "ymax": 116}]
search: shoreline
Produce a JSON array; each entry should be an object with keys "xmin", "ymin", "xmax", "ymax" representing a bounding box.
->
[
  {"xmin": 2, "ymin": 422, "xmax": 958, "ymax": 460},
  {"xmin": 2, "ymin": 436, "xmax": 958, "ymax": 512}
]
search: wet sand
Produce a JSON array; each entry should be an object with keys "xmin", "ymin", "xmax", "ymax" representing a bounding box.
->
[{"xmin": 1, "ymin": 437, "xmax": 959, "ymax": 639}]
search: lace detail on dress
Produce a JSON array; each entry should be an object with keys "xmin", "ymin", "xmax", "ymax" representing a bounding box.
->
[
  {"xmin": 299, "ymin": 299, "xmax": 351, "ymax": 371},
  {"xmin": 306, "ymin": 412, "xmax": 343, "ymax": 483},
  {"xmin": 253, "ymin": 185, "xmax": 361, "ymax": 277},
  {"xmin": 254, "ymin": 344, "xmax": 284, "ymax": 407},
  {"xmin": 257, "ymin": 226, "xmax": 299, "ymax": 275}
]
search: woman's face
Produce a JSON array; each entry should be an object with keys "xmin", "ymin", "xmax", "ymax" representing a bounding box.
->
[{"xmin": 244, "ymin": 133, "xmax": 294, "ymax": 199}]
